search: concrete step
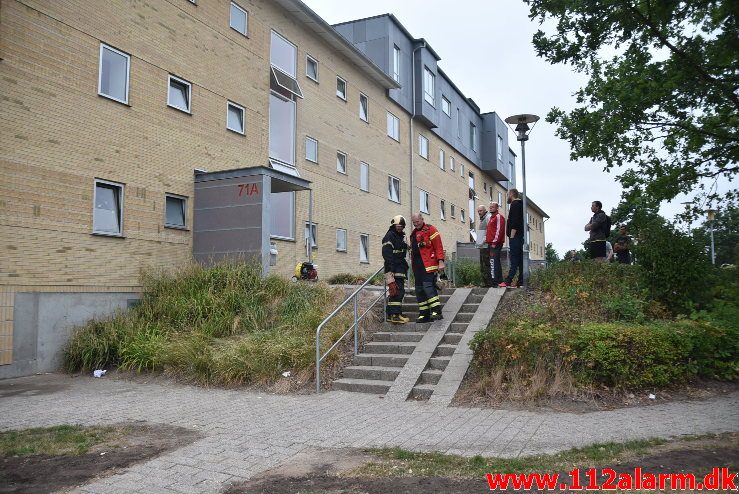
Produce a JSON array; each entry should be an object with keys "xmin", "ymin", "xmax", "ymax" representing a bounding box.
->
[
  {"xmin": 467, "ymin": 294, "xmax": 484, "ymax": 304},
  {"xmin": 418, "ymin": 369, "xmax": 443, "ymax": 385},
  {"xmin": 364, "ymin": 342, "xmax": 417, "ymax": 355},
  {"xmin": 373, "ymin": 331, "xmax": 425, "ymax": 343},
  {"xmin": 428, "ymin": 356, "xmax": 450, "ymax": 370},
  {"xmin": 403, "ymin": 295, "xmax": 451, "ymax": 303},
  {"xmin": 471, "ymin": 287, "xmax": 489, "ymax": 295},
  {"xmin": 381, "ymin": 322, "xmax": 430, "ymax": 331},
  {"xmin": 352, "ymin": 353, "xmax": 409, "ymax": 367},
  {"xmin": 408, "ymin": 384, "xmax": 434, "ymax": 400},
  {"xmin": 448, "ymin": 322, "xmax": 468, "ymax": 333},
  {"xmin": 333, "ymin": 378, "xmax": 390, "ymax": 394},
  {"xmin": 433, "ymin": 344, "xmax": 457, "ymax": 357},
  {"xmin": 342, "ymin": 365, "xmax": 400, "ymax": 381},
  {"xmin": 461, "ymin": 303, "xmax": 479, "ymax": 312},
  {"xmin": 453, "ymin": 312, "xmax": 474, "ymax": 323},
  {"xmin": 442, "ymin": 333, "xmax": 462, "ymax": 345}
]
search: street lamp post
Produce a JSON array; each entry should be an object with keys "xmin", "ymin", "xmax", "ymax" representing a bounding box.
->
[
  {"xmin": 707, "ymin": 209, "xmax": 716, "ymax": 265},
  {"xmin": 504, "ymin": 114, "xmax": 540, "ymax": 288}
]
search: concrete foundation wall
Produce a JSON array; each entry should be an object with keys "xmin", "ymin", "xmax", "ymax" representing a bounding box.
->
[{"xmin": 0, "ymin": 292, "xmax": 139, "ymax": 379}]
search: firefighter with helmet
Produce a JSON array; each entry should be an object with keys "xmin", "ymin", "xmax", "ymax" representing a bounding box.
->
[
  {"xmin": 410, "ymin": 212, "xmax": 445, "ymax": 322},
  {"xmin": 382, "ymin": 215, "xmax": 410, "ymax": 324}
]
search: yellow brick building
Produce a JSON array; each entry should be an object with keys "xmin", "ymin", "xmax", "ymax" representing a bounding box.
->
[{"xmin": 0, "ymin": 0, "xmax": 547, "ymax": 377}]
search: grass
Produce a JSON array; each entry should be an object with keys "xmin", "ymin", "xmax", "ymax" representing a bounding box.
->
[
  {"xmin": 349, "ymin": 434, "xmax": 736, "ymax": 479},
  {"xmin": 63, "ymin": 262, "xmax": 354, "ymax": 388},
  {"xmin": 0, "ymin": 425, "xmax": 123, "ymax": 457}
]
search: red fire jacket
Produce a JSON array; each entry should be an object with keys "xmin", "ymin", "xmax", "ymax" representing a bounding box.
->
[
  {"xmin": 411, "ymin": 223, "xmax": 445, "ymax": 273},
  {"xmin": 485, "ymin": 211, "xmax": 506, "ymax": 247}
]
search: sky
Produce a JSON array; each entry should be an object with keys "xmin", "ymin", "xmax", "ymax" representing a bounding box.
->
[{"xmin": 298, "ymin": 0, "xmax": 662, "ymax": 256}]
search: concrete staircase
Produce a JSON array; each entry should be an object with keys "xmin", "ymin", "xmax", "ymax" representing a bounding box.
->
[
  {"xmin": 332, "ymin": 289, "xmax": 453, "ymax": 394},
  {"xmin": 408, "ymin": 288, "xmax": 486, "ymax": 400}
]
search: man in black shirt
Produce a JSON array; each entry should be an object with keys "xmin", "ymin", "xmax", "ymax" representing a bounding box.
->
[
  {"xmin": 614, "ymin": 225, "xmax": 632, "ymax": 264},
  {"xmin": 585, "ymin": 200, "xmax": 609, "ymax": 261},
  {"xmin": 500, "ymin": 188, "xmax": 523, "ymax": 288}
]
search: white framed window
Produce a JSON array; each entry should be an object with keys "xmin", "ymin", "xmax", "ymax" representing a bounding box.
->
[
  {"xmin": 442, "ymin": 96, "xmax": 451, "ymax": 117},
  {"xmin": 336, "ymin": 151, "xmax": 347, "ymax": 174},
  {"xmin": 497, "ymin": 135, "xmax": 504, "ymax": 160},
  {"xmin": 336, "ymin": 228, "xmax": 347, "ymax": 252},
  {"xmin": 450, "ymin": 204, "xmax": 456, "ymax": 218},
  {"xmin": 165, "ymin": 193, "xmax": 187, "ymax": 229},
  {"xmin": 305, "ymin": 136, "xmax": 318, "ymax": 163},
  {"xmin": 483, "ymin": 182, "xmax": 487, "ymax": 193},
  {"xmin": 227, "ymin": 101, "xmax": 245, "ymax": 134},
  {"xmin": 418, "ymin": 135, "xmax": 429, "ymax": 159},
  {"xmin": 450, "ymin": 156, "xmax": 455, "ymax": 172},
  {"xmin": 440, "ymin": 200, "xmax": 446, "ymax": 221},
  {"xmin": 498, "ymin": 191, "xmax": 503, "ymax": 206},
  {"xmin": 229, "ymin": 2, "xmax": 248, "ymax": 36},
  {"xmin": 98, "ymin": 44, "xmax": 130, "ymax": 104},
  {"xmin": 468, "ymin": 171, "xmax": 475, "ymax": 190},
  {"xmin": 168, "ymin": 75, "xmax": 192, "ymax": 113},
  {"xmin": 460, "ymin": 162, "xmax": 464, "ymax": 177},
  {"xmin": 270, "ymin": 191, "xmax": 295, "ymax": 240},
  {"xmin": 304, "ymin": 222, "xmax": 317, "ymax": 249},
  {"xmin": 461, "ymin": 209, "xmax": 466, "ymax": 222},
  {"xmin": 457, "ymin": 109, "xmax": 462, "ymax": 138},
  {"xmin": 423, "ymin": 67, "xmax": 435, "ymax": 106},
  {"xmin": 387, "ymin": 112, "xmax": 400, "ymax": 141},
  {"xmin": 271, "ymin": 30, "xmax": 296, "ymax": 77},
  {"xmin": 420, "ymin": 190, "xmax": 430, "ymax": 214},
  {"xmin": 388, "ymin": 175, "xmax": 400, "ymax": 203},
  {"xmin": 269, "ymin": 92, "xmax": 296, "ymax": 166},
  {"xmin": 469, "ymin": 122, "xmax": 478, "ymax": 151},
  {"xmin": 93, "ymin": 179, "xmax": 124, "ymax": 236},
  {"xmin": 392, "ymin": 45, "xmax": 400, "ymax": 82},
  {"xmin": 306, "ymin": 55, "xmax": 318, "ymax": 82},
  {"xmin": 359, "ymin": 234, "xmax": 369, "ymax": 263},
  {"xmin": 336, "ymin": 76, "xmax": 347, "ymax": 100},
  {"xmin": 439, "ymin": 149, "xmax": 445, "ymax": 170},
  {"xmin": 360, "ymin": 162, "xmax": 369, "ymax": 192},
  {"xmin": 359, "ymin": 93, "xmax": 369, "ymax": 122}
]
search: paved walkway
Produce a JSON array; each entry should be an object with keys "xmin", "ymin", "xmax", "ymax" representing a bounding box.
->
[{"xmin": 1, "ymin": 374, "xmax": 737, "ymax": 493}]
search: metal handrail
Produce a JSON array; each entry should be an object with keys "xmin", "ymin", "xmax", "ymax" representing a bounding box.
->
[{"xmin": 315, "ymin": 266, "xmax": 386, "ymax": 392}]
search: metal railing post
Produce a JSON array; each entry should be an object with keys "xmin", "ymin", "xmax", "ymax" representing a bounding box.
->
[
  {"xmin": 383, "ymin": 276, "xmax": 387, "ymax": 322},
  {"xmin": 353, "ymin": 295, "xmax": 358, "ymax": 355},
  {"xmin": 316, "ymin": 334, "xmax": 321, "ymax": 393}
]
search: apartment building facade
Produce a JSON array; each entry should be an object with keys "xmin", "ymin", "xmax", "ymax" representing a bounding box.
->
[{"xmin": 0, "ymin": 0, "xmax": 547, "ymax": 377}]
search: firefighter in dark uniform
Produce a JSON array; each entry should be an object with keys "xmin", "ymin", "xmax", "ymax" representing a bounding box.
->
[
  {"xmin": 410, "ymin": 212, "xmax": 445, "ymax": 323},
  {"xmin": 382, "ymin": 215, "xmax": 410, "ymax": 324}
]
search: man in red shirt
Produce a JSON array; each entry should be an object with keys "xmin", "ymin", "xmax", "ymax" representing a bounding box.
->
[
  {"xmin": 410, "ymin": 212, "xmax": 445, "ymax": 323},
  {"xmin": 485, "ymin": 202, "xmax": 506, "ymax": 288}
]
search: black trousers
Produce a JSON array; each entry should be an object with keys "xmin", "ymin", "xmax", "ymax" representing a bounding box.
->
[
  {"xmin": 414, "ymin": 270, "xmax": 441, "ymax": 320},
  {"xmin": 386, "ymin": 275, "xmax": 405, "ymax": 315},
  {"xmin": 479, "ymin": 247, "xmax": 493, "ymax": 287},
  {"xmin": 489, "ymin": 245, "xmax": 503, "ymax": 285}
]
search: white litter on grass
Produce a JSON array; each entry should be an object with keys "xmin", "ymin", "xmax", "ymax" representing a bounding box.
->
[
  {"xmin": 282, "ymin": 371, "xmax": 291, "ymax": 378},
  {"xmin": 648, "ymin": 393, "xmax": 656, "ymax": 400},
  {"xmin": 93, "ymin": 369, "xmax": 107, "ymax": 378}
]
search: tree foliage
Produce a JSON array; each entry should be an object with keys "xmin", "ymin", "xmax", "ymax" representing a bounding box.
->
[
  {"xmin": 527, "ymin": 0, "xmax": 739, "ymax": 214},
  {"xmin": 545, "ymin": 242, "xmax": 560, "ymax": 264},
  {"xmin": 692, "ymin": 207, "xmax": 739, "ymax": 265}
]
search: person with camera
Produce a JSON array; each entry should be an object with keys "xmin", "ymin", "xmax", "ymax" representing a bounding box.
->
[
  {"xmin": 382, "ymin": 215, "xmax": 410, "ymax": 324},
  {"xmin": 410, "ymin": 212, "xmax": 445, "ymax": 323}
]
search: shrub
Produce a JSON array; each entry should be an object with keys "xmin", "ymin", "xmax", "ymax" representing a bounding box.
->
[{"xmin": 451, "ymin": 259, "xmax": 483, "ymax": 286}]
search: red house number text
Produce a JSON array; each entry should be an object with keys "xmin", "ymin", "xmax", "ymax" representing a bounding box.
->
[{"xmin": 238, "ymin": 183, "xmax": 260, "ymax": 197}]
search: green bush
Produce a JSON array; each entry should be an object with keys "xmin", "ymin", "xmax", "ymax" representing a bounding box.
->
[
  {"xmin": 63, "ymin": 262, "xmax": 350, "ymax": 386},
  {"xmin": 452, "ymin": 259, "xmax": 483, "ymax": 286}
]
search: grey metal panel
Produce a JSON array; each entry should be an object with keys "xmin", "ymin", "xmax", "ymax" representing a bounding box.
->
[
  {"xmin": 193, "ymin": 228, "xmax": 263, "ymax": 257},
  {"xmin": 353, "ymin": 20, "xmax": 366, "ymax": 41},
  {"xmin": 195, "ymin": 180, "xmax": 263, "ymax": 210},
  {"xmin": 365, "ymin": 17, "xmax": 388, "ymax": 41},
  {"xmin": 366, "ymin": 38, "xmax": 388, "ymax": 72},
  {"xmin": 194, "ymin": 204, "xmax": 262, "ymax": 231},
  {"xmin": 260, "ymin": 175, "xmax": 272, "ymax": 275}
]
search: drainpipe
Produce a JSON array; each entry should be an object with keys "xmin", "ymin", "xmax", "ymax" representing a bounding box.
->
[{"xmin": 409, "ymin": 41, "xmax": 426, "ymax": 219}]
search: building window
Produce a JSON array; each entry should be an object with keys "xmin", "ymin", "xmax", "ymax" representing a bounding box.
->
[
  {"xmin": 423, "ymin": 67, "xmax": 435, "ymax": 106},
  {"xmin": 336, "ymin": 151, "xmax": 347, "ymax": 174},
  {"xmin": 483, "ymin": 182, "xmax": 487, "ymax": 193},
  {"xmin": 304, "ymin": 222, "xmax": 317, "ymax": 249},
  {"xmin": 388, "ymin": 175, "xmax": 400, "ymax": 203},
  {"xmin": 393, "ymin": 45, "xmax": 400, "ymax": 82},
  {"xmin": 93, "ymin": 179, "xmax": 124, "ymax": 236},
  {"xmin": 468, "ymin": 171, "xmax": 475, "ymax": 190},
  {"xmin": 442, "ymin": 96, "xmax": 451, "ymax": 117},
  {"xmin": 359, "ymin": 93, "xmax": 369, "ymax": 122},
  {"xmin": 270, "ymin": 192, "xmax": 294, "ymax": 239},
  {"xmin": 168, "ymin": 75, "xmax": 191, "ymax": 113},
  {"xmin": 227, "ymin": 101, "xmax": 245, "ymax": 134},
  {"xmin": 98, "ymin": 44, "xmax": 130, "ymax": 104},
  {"xmin": 450, "ymin": 204, "xmax": 456, "ymax": 218},
  {"xmin": 336, "ymin": 76, "xmax": 347, "ymax": 100},
  {"xmin": 420, "ymin": 190, "xmax": 430, "ymax": 214},
  {"xmin": 497, "ymin": 135, "xmax": 504, "ymax": 160},
  {"xmin": 305, "ymin": 136, "xmax": 318, "ymax": 162},
  {"xmin": 229, "ymin": 2, "xmax": 248, "ymax": 36},
  {"xmin": 336, "ymin": 229, "xmax": 347, "ymax": 252},
  {"xmin": 360, "ymin": 162, "xmax": 369, "ymax": 192},
  {"xmin": 271, "ymin": 31, "xmax": 296, "ymax": 77},
  {"xmin": 269, "ymin": 92, "xmax": 296, "ymax": 166},
  {"xmin": 387, "ymin": 112, "xmax": 400, "ymax": 141},
  {"xmin": 461, "ymin": 209, "xmax": 466, "ymax": 222},
  {"xmin": 457, "ymin": 109, "xmax": 462, "ymax": 138},
  {"xmin": 418, "ymin": 135, "xmax": 429, "ymax": 159},
  {"xmin": 460, "ymin": 162, "xmax": 464, "ymax": 177},
  {"xmin": 498, "ymin": 191, "xmax": 503, "ymax": 206},
  {"xmin": 440, "ymin": 200, "xmax": 446, "ymax": 220},
  {"xmin": 165, "ymin": 194, "xmax": 187, "ymax": 229},
  {"xmin": 439, "ymin": 149, "xmax": 445, "ymax": 170},
  {"xmin": 306, "ymin": 55, "xmax": 318, "ymax": 82},
  {"xmin": 360, "ymin": 234, "xmax": 369, "ymax": 263},
  {"xmin": 450, "ymin": 156, "xmax": 455, "ymax": 172},
  {"xmin": 469, "ymin": 122, "xmax": 478, "ymax": 151}
]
